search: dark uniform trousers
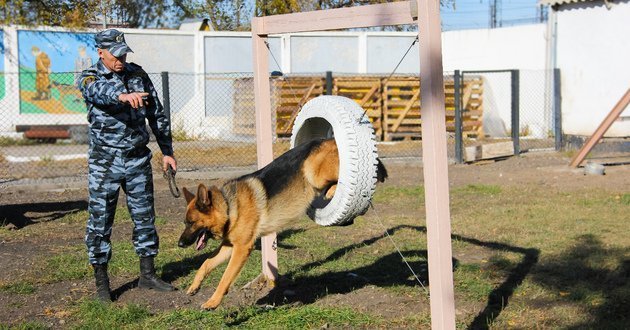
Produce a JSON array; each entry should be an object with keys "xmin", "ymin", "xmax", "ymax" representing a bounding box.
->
[{"xmin": 86, "ymin": 144, "xmax": 158, "ymax": 265}]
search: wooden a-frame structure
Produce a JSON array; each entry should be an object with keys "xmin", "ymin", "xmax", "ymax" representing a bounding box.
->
[{"xmin": 251, "ymin": 1, "xmax": 456, "ymax": 328}]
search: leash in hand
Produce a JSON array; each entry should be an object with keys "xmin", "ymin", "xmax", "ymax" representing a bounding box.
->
[{"xmin": 163, "ymin": 164, "xmax": 181, "ymax": 198}]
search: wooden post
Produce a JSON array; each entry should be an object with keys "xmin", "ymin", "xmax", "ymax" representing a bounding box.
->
[
  {"xmin": 418, "ymin": 0, "xmax": 457, "ymax": 329},
  {"xmin": 569, "ymin": 88, "xmax": 630, "ymax": 168},
  {"xmin": 251, "ymin": 18, "xmax": 279, "ymax": 282}
]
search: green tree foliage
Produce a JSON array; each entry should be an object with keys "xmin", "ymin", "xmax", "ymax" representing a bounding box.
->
[
  {"xmin": 0, "ymin": 0, "xmax": 95, "ymax": 27},
  {"xmin": 176, "ymin": 0, "xmax": 254, "ymax": 31},
  {"xmin": 0, "ymin": 0, "xmax": 454, "ymax": 30}
]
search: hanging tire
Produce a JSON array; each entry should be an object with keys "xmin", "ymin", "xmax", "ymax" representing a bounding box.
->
[{"xmin": 291, "ymin": 95, "xmax": 379, "ymax": 226}]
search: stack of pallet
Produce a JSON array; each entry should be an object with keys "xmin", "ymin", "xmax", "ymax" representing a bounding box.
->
[
  {"xmin": 233, "ymin": 75, "xmax": 484, "ymax": 141},
  {"xmin": 382, "ymin": 76, "xmax": 483, "ymax": 141}
]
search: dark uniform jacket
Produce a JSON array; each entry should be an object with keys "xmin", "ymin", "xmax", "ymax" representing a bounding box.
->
[{"xmin": 78, "ymin": 60, "xmax": 173, "ymax": 156}]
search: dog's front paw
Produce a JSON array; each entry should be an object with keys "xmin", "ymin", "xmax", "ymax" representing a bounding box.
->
[
  {"xmin": 201, "ymin": 298, "xmax": 220, "ymax": 310},
  {"xmin": 186, "ymin": 285, "xmax": 200, "ymax": 296}
]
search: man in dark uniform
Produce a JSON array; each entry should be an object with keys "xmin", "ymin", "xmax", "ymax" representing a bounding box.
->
[{"xmin": 78, "ymin": 29, "xmax": 176, "ymax": 301}]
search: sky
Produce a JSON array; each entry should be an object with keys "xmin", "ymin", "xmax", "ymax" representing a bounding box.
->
[
  {"xmin": 238, "ymin": 0, "xmax": 547, "ymax": 32},
  {"xmin": 441, "ymin": 0, "xmax": 546, "ymax": 31}
]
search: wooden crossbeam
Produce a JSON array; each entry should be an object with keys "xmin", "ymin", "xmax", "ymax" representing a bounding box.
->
[{"xmin": 255, "ymin": 1, "xmax": 415, "ymax": 35}]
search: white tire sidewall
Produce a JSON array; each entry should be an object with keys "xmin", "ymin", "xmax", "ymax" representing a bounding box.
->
[{"xmin": 291, "ymin": 96, "xmax": 378, "ymax": 226}]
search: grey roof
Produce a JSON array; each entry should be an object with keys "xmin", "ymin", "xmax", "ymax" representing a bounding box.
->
[{"xmin": 539, "ymin": 0, "xmax": 605, "ymax": 6}]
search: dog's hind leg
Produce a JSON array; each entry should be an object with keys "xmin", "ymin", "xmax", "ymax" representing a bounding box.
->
[
  {"xmin": 187, "ymin": 244, "xmax": 232, "ymax": 296},
  {"xmin": 201, "ymin": 243, "xmax": 254, "ymax": 310}
]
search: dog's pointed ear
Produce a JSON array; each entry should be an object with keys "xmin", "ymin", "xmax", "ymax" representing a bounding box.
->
[
  {"xmin": 196, "ymin": 184, "xmax": 211, "ymax": 210},
  {"xmin": 183, "ymin": 187, "xmax": 195, "ymax": 203}
]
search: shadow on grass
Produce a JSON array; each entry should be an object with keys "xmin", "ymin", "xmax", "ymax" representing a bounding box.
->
[
  {"xmin": 258, "ymin": 225, "xmax": 539, "ymax": 330},
  {"xmin": 0, "ymin": 200, "xmax": 87, "ymax": 229},
  {"xmin": 530, "ymin": 234, "xmax": 630, "ymax": 329},
  {"xmin": 159, "ymin": 224, "xmax": 541, "ymax": 329},
  {"xmin": 457, "ymin": 235, "xmax": 539, "ymax": 330}
]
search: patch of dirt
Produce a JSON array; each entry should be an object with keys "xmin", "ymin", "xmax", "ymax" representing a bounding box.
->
[{"xmin": 1, "ymin": 151, "xmax": 629, "ymax": 326}]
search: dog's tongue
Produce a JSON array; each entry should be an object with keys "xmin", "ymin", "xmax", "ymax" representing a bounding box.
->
[{"xmin": 195, "ymin": 232, "xmax": 207, "ymax": 251}]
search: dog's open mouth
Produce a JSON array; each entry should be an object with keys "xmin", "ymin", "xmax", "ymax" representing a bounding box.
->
[{"xmin": 195, "ymin": 229, "xmax": 208, "ymax": 251}]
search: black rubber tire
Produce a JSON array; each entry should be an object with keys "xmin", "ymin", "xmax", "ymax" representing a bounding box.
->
[{"xmin": 291, "ymin": 95, "xmax": 379, "ymax": 226}]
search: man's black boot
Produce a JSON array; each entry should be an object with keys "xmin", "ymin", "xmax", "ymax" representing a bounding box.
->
[
  {"xmin": 138, "ymin": 256, "xmax": 175, "ymax": 291},
  {"xmin": 93, "ymin": 264, "xmax": 112, "ymax": 302}
]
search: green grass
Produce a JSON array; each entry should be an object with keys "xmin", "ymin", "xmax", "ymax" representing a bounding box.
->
[
  {"xmin": 0, "ymin": 136, "xmax": 38, "ymax": 146},
  {"xmin": 71, "ymin": 300, "xmax": 382, "ymax": 329},
  {"xmin": 2, "ymin": 181, "xmax": 629, "ymax": 328},
  {"xmin": 72, "ymin": 300, "xmax": 152, "ymax": 329},
  {"xmin": 619, "ymin": 193, "xmax": 630, "ymax": 205},
  {"xmin": 0, "ymin": 321, "xmax": 49, "ymax": 330},
  {"xmin": 455, "ymin": 184, "xmax": 502, "ymax": 195},
  {"xmin": 0, "ymin": 281, "xmax": 36, "ymax": 294}
]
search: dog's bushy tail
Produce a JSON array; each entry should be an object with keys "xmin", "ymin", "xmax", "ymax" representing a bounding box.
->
[{"xmin": 376, "ymin": 158, "xmax": 388, "ymax": 182}]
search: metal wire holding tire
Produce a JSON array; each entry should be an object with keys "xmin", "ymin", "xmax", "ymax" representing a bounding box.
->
[{"xmin": 163, "ymin": 164, "xmax": 181, "ymax": 198}]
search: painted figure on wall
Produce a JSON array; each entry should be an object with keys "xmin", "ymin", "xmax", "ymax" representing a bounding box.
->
[
  {"xmin": 74, "ymin": 45, "xmax": 93, "ymax": 85},
  {"xmin": 31, "ymin": 46, "xmax": 52, "ymax": 101}
]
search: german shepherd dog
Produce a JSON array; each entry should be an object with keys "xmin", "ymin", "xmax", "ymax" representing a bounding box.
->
[{"xmin": 178, "ymin": 138, "xmax": 387, "ymax": 310}]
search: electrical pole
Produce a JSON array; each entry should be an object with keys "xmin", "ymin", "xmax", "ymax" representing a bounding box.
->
[{"xmin": 489, "ymin": 0, "xmax": 502, "ymax": 28}]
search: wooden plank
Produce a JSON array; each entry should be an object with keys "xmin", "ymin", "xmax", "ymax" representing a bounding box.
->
[
  {"xmin": 569, "ymin": 88, "xmax": 630, "ymax": 167},
  {"xmin": 418, "ymin": 1, "xmax": 458, "ymax": 319},
  {"xmin": 391, "ymin": 90, "xmax": 421, "ymax": 132},
  {"xmin": 283, "ymin": 83, "xmax": 317, "ymax": 134},
  {"xmin": 251, "ymin": 20, "xmax": 278, "ymax": 282},
  {"xmin": 359, "ymin": 85, "xmax": 380, "ymax": 107},
  {"xmin": 465, "ymin": 142, "xmax": 514, "ymax": 162}
]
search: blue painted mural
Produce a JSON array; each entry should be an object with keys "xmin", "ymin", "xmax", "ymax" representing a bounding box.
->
[{"xmin": 18, "ymin": 30, "xmax": 98, "ymax": 114}]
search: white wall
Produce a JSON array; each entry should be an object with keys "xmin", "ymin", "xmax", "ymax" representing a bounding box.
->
[
  {"xmin": 555, "ymin": 0, "xmax": 630, "ymax": 136},
  {"xmin": 442, "ymin": 24, "xmax": 547, "ymax": 71}
]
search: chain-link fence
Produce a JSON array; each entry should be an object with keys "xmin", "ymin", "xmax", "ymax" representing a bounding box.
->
[{"xmin": 0, "ymin": 69, "xmax": 558, "ymax": 182}]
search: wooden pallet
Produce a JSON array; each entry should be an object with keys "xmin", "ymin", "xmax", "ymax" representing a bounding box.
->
[
  {"xmin": 232, "ymin": 78, "xmax": 257, "ymax": 136},
  {"xmin": 382, "ymin": 76, "xmax": 484, "ymax": 141},
  {"xmin": 274, "ymin": 76, "xmax": 326, "ymax": 137}
]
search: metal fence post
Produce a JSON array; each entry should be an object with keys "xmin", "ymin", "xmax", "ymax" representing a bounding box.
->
[
  {"xmin": 454, "ymin": 70, "xmax": 463, "ymax": 164},
  {"xmin": 325, "ymin": 71, "xmax": 333, "ymax": 95},
  {"xmin": 511, "ymin": 69, "xmax": 520, "ymax": 155},
  {"xmin": 553, "ymin": 68, "xmax": 562, "ymax": 151},
  {"xmin": 161, "ymin": 71, "xmax": 171, "ymax": 122}
]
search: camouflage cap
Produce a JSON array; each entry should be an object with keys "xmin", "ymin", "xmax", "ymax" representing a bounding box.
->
[{"xmin": 95, "ymin": 29, "xmax": 133, "ymax": 57}]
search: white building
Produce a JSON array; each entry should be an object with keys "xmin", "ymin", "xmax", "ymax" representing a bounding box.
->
[{"xmin": 542, "ymin": 0, "xmax": 630, "ymax": 137}]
